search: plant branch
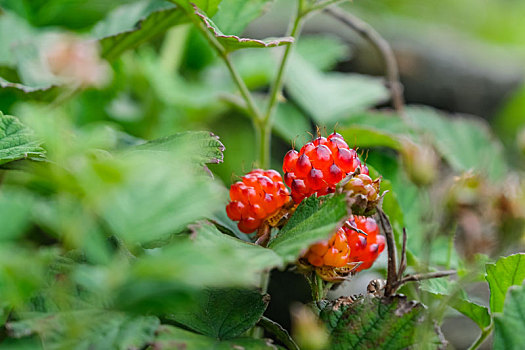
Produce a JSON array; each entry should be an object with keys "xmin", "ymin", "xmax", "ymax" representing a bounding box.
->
[
  {"xmin": 377, "ymin": 208, "xmax": 398, "ymax": 296},
  {"xmin": 398, "ymin": 228, "xmax": 407, "ymax": 277},
  {"xmin": 325, "ymin": 6, "xmax": 405, "ymax": 114},
  {"xmin": 468, "ymin": 324, "xmax": 493, "ymax": 350},
  {"xmin": 258, "ymin": 316, "xmax": 300, "ymax": 350},
  {"xmin": 306, "ymin": 0, "xmax": 345, "ymax": 14},
  {"xmin": 392, "ymin": 270, "xmax": 457, "ymax": 291}
]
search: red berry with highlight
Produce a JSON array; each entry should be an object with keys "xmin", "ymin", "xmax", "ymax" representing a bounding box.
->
[
  {"xmin": 226, "ymin": 169, "xmax": 290, "ymax": 233},
  {"xmin": 283, "ymin": 132, "xmax": 365, "ymax": 203}
]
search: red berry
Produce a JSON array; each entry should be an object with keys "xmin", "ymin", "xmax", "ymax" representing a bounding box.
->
[
  {"xmin": 343, "ymin": 216, "xmax": 385, "ymax": 272},
  {"xmin": 305, "ymin": 229, "xmax": 350, "ymax": 268},
  {"xmin": 283, "ymin": 132, "xmax": 367, "ymax": 203},
  {"xmin": 226, "ymin": 169, "xmax": 290, "ymax": 233}
]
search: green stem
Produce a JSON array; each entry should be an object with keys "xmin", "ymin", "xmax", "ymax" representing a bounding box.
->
[
  {"xmin": 259, "ymin": 0, "xmax": 306, "ymax": 168},
  {"xmin": 182, "ymin": 5, "xmax": 263, "ymax": 122},
  {"xmin": 160, "ymin": 24, "xmax": 190, "ymax": 74},
  {"xmin": 468, "ymin": 324, "xmax": 493, "ymax": 350},
  {"xmin": 307, "ymin": 0, "xmax": 345, "ymax": 14}
]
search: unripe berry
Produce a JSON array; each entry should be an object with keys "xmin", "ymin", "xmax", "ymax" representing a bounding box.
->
[{"xmin": 226, "ymin": 169, "xmax": 290, "ymax": 233}]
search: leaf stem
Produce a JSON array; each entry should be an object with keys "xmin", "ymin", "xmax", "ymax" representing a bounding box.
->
[
  {"xmin": 181, "ymin": 4, "xmax": 263, "ymax": 122},
  {"xmin": 468, "ymin": 324, "xmax": 493, "ymax": 350},
  {"xmin": 259, "ymin": 0, "xmax": 306, "ymax": 168}
]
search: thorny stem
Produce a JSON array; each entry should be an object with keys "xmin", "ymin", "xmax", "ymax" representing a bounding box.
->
[
  {"xmin": 325, "ymin": 6, "xmax": 405, "ymax": 115},
  {"xmin": 392, "ymin": 270, "xmax": 457, "ymax": 291},
  {"xmin": 260, "ymin": 0, "xmax": 306, "ymax": 168}
]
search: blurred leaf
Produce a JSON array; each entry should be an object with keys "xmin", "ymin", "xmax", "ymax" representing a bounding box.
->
[
  {"xmin": 340, "ymin": 126, "xmax": 401, "ymax": 150},
  {"xmin": 101, "ymin": 152, "xmax": 223, "ymax": 244},
  {"xmin": 319, "ymin": 295, "xmax": 427, "ymax": 350},
  {"xmin": 167, "ymin": 288, "xmax": 268, "ymax": 339},
  {"xmin": 486, "ymin": 253, "xmax": 525, "ymax": 313},
  {"xmin": 0, "ymin": 188, "xmax": 33, "ymax": 241},
  {"xmin": 272, "ymin": 102, "xmax": 310, "ymax": 143},
  {"xmin": 406, "ymin": 106, "xmax": 507, "ymax": 181},
  {"xmin": 420, "ymin": 278, "xmax": 491, "ymax": 329},
  {"xmin": 213, "ymin": 0, "xmax": 274, "ymax": 35},
  {"xmin": 286, "ymin": 54, "xmax": 389, "ymax": 126},
  {"xmin": 93, "ymin": 0, "xmax": 187, "ymax": 61},
  {"xmin": 268, "ymin": 194, "xmax": 349, "ymax": 263},
  {"xmin": 0, "ymin": 0, "xmax": 135, "ymax": 30},
  {"xmin": 126, "ymin": 223, "xmax": 282, "ymax": 291},
  {"xmin": 296, "ymin": 35, "xmax": 352, "ymax": 71},
  {"xmin": 0, "ymin": 79, "xmax": 58, "ymax": 102},
  {"xmin": 493, "ymin": 283, "xmax": 525, "ymax": 350},
  {"xmin": 0, "ymin": 112, "xmax": 45, "ymax": 165},
  {"xmin": 7, "ymin": 311, "xmax": 159, "ymax": 350},
  {"xmin": 135, "ymin": 130, "xmax": 225, "ymax": 165},
  {"xmin": 170, "ymin": 0, "xmax": 224, "ymax": 17},
  {"xmin": 153, "ymin": 325, "xmax": 280, "ymax": 349}
]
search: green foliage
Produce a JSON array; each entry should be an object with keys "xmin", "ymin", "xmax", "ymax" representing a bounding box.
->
[
  {"xmin": 214, "ymin": 0, "xmax": 274, "ymax": 35},
  {"xmin": 0, "ymin": 112, "xmax": 44, "ymax": 164},
  {"xmin": 486, "ymin": 254, "xmax": 525, "ymax": 313},
  {"xmin": 319, "ymin": 296, "xmax": 427, "ymax": 350},
  {"xmin": 166, "ymin": 288, "xmax": 269, "ymax": 339},
  {"xmin": 152, "ymin": 325, "xmax": 280, "ymax": 349},
  {"xmin": 493, "ymin": 284, "xmax": 525, "ymax": 350},
  {"xmin": 7, "ymin": 311, "xmax": 159, "ymax": 350},
  {"xmin": 268, "ymin": 194, "xmax": 349, "ymax": 263}
]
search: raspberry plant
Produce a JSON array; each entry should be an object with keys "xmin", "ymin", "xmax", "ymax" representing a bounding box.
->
[{"xmin": 0, "ymin": 1, "xmax": 524, "ymax": 350}]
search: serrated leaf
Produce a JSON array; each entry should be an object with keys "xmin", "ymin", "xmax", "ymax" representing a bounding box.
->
[
  {"xmin": 486, "ymin": 253, "xmax": 525, "ymax": 313},
  {"xmin": 213, "ymin": 0, "xmax": 274, "ymax": 35},
  {"xmin": 134, "ymin": 131, "xmax": 224, "ymax": 165},
  {"xmin": 0, "ymin": 112, "xmax": 45, "ymax": 165},
  {"xmin": 268, "ymin": 194, "xmax": 348, "ymax": 263},
  {"xmin": 183, "ymin": 3, "xmax": 293, "ymax": 52},
  {"xmin": 420, "ymin": 278, "xmax": 491, "ymax": 329},
  {"xmin": 406, "ymin": 106, "xmax": 507, "ymax": 181},
  {"xmin": 167, "ymin": 288, "xmax": 269, "ymax": 339},
  {"xmin": 153, "ymin": 325, "xmax": 280, "ymax": 349},
  {"xmin": 94, "ymin": 0, "xmax": 187, "ymax": 60},
  {"xmin": 319, "ymin": 295, "xmax": 428, "ymax": 350},
  {"xmin": 7, "ymin": 311, "xmax": 159, "ymax": 350},
  {"xmin": 493, "ymin": 283, "xmax": 525, "ymax": 350},
  {"xmin": 286, "ymin": 54, "xmax": 389, "ymax": 126}
]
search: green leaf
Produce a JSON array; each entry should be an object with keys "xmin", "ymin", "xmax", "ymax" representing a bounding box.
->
[
  {"xmin": 486, "ymin": 253, "xmax": 525, "ymax": 313},
  {"xmin": 319, "ymin": 295, "xmax": 429, "ymax": 350},
  {"xmin": 493, "ymin": 283, "xmax": 525, "ymax": 350},
  {"xmin": 296, "ymin": 35, "xmax": 352, "ymax": 71},
  {"xmin": 420, "ymin": 279, "xmax": 491, "ymax": 329},
  {"xmin": 406, "ymin": 106, "xmax": 507, "ymax": 181},
  {"xmin": 0, "ymin": 78, "xmax": 58, "ymax": 102},
  {"xmin": 134, "ymin": 130, "xmax": 225, "ymax": 165},
  {"xmin": 189, "ymin": 4, "xmax": 293, "ymax": 52},
  {"xmin": 171, "ymin": 0, "xmax": 223, "ymax": 16},
  {"xmin": 153, "ymin": 325, "xmax": 280, "ymax": 349},
  {"xmin": 286, "ymin": 54, "xmax": 389, "ymax": 126},
  {"xmin": 273, "ymin": 103, "xmax": 311, "ymax": 143},
  {"xmin": 0, "ymin": 112, "xmax": 45, "ymax": 165},
  {"xmin": 94, "ymin": 0, "xmax": 187, "ymax": 60},
  {"xmin": 340, "ymin": 126, "xmax": 402, "ymax": 150},
  {"xmin": 167, "ymin": 288, "xmax": 269, "ymax": 339},
  {"xmin": 7, "ymin": 311, "xmax": 160, "ymax": 350},
  {"xmin": 268, "ymin": 194, "xmax": 349, "ymax": 263},
  {"xmin": 126, "ymin": 223, "xmax": 282, "ymax": 291},
  {"xmin": 213, "ymin": 0, "xmax": 274, "ymax": 35}
]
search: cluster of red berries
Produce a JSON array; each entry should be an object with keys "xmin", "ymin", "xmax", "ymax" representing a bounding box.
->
[
  {"xmin": 226, "ymin": 169, "xmax": 290, "ymax": 233},
  {"xmin": 283, "ymin": 132, "xmax": 368, "ymax": 204},
  {"xmin": 305, "ymin": 216, "xmax": 385, "ymax": 271}
]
